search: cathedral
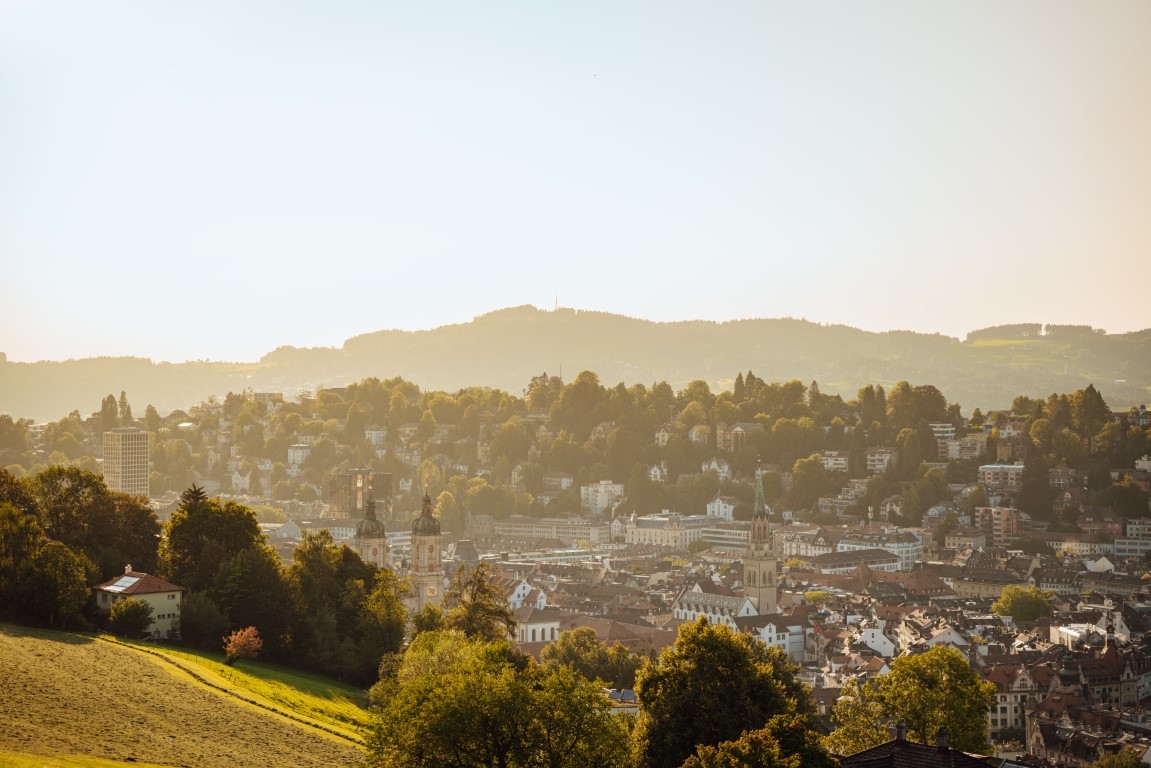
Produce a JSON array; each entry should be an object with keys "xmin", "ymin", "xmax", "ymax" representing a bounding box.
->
[
  {"xmin": 354, "ymin": 491, "xmax": 388, "ymax": 569},
  {"xmin": 409, "ymin": 491, "xmax": 444, "ymax": 613}
]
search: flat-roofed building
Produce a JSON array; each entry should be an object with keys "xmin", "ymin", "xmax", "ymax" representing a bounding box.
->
[{"xmin": 102, "ymin": 428, "xmax": 151, "ymax": 497}]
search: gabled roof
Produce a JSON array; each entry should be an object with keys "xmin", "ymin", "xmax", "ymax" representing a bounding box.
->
[
  {"xmin": 94, "ymin": 570, "xmax": 183, "ymax": 596},
  {"xmin": 839, "ymin": 738, "xmax": 992, "ymax": 768}
]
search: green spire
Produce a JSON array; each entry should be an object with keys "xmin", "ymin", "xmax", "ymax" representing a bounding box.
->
[{"xmin": 754, "ymin": 461, "xmax": 766, "ymax": 518}]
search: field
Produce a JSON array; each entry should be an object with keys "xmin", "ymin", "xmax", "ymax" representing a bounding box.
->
[
  {"xmin": 0, "ymin": 624, "xmax": 367, "ymax": 768},
  {"xmin": 105, "ymin": 638, "xmax": 371, "ymax": 736}
]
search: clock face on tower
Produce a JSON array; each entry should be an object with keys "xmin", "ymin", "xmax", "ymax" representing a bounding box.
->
[{"xmin": 426, "ymin": 585, "xmax": 438, "ymax": 597}]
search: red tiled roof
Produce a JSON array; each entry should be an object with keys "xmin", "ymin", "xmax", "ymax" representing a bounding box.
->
[{"xmin": 94, "ymin": 570, "xmax": 183, "ymax": 595}]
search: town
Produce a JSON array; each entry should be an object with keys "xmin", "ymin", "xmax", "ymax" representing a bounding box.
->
[{"xmin": 2, "ymin": 371, "xmax": 1150, "ymax": 768}]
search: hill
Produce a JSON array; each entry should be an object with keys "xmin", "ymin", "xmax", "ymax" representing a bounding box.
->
[
  {"xmin": 2, "ymin": 306, "xmax": 1149, "ymax": 420},
  {"xmin": 0, "ymin": 623, "xmax": 365, "ymax": 768}
]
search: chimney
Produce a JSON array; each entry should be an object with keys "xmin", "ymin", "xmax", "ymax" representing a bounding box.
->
[
  {"xmin": 936, "ymin": 725, "xmax": 949, "ymax": 751},
  {"xmin": 125, "ymin": 564, "xmax": 132, "ymax": 575},
  {"xmin": 894, "ymin": 720, "xmax": 907, "ymax": 741}
]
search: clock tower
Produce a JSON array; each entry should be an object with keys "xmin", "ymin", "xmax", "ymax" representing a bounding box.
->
[
  {"xmin": 410, "ymin": 491, "xmax": 444, "ymax": 612},
  {"xmin": 745, "ymin": 463, "xmax": 778, "ymax": 614}
]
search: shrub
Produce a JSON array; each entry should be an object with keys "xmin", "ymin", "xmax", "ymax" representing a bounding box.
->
[
  {"xmin": 108, "ymin": 597, "xmax": 155, "ymax": 638},
  {"xmin": 223, "ymin": 626, "xmax": 263, "ymax": 666}
]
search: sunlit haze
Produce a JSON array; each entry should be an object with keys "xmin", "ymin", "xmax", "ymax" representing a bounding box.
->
[{"xmin": 2, "ymin": 1, "xmax": 1149, "ymax": 363}]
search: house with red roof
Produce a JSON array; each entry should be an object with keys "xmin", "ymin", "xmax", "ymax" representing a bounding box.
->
[{"xmin": 93, "ymin": 565, "xmax": 185, "ymax": 639}]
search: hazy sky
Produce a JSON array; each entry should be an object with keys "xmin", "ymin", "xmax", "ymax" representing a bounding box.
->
[{"xmin": 2, "ymin": 2, "xmax": 1149, "ymax": 363}]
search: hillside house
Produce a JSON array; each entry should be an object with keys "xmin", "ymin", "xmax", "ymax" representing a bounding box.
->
[{"xmin": 94, "ymin": 566, "xmax": 185, "ymax": 639}]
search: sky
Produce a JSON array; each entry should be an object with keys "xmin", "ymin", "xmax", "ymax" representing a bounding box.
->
[{"xmin": 2, "ymin": 1, "xmax": 1149, "ymax": 363}]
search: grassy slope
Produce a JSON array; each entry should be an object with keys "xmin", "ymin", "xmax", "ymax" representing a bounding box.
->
[
  {"xmin": 103, "ymin": 638, "xmax": 371, "ymax": 735},
  {"xmin": 0, "ymin": 624, "xmax": 367, "ymax": 768}
]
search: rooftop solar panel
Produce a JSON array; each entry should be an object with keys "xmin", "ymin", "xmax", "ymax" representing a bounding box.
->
[{"xmin": 105, "ymin": 576, "xmax": 141, "ymax": 593}]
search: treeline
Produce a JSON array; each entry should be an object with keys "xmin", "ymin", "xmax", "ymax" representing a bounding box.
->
[
  {"xmin": 0, "ymin": 471, "xmax": 405, "ymax": 684},
  {"xmin": 2, "ymin": 373, "xmax": 1149, "ymax": 530},
  {"xmin": 365, "ymin": 617, "xmax": 837, "ymax": 768}
]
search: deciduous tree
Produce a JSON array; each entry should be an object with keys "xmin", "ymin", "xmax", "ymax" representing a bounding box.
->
[
  {"xmin": 873, "ymin": 646, "xmax": 996, "ymax": 753},
  {"xmin": 992, "ymin": 585, "xmax": 1054, "ymax": 621},
  {"xmin": 366, "ymin": 631, "xmax": 627, "ymax": 768},
  {"xmin": 223, "ymin": 626, "xmax": 263, "ymax": 665},
  {"xmin": 444, "ymin": 563, "xmax": 516, "ymax": 642},
  {"xmin": 108, "ymin": 596, "xmax": 154, "ymax": 638},
  {"xmin": 632, "ymin": 617, "xmax": 813, "ymax": 768}
]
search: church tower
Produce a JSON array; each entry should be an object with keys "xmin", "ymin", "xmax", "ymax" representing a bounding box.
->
[
  {"xmin": 410, "ymin": 491, "xmax": 444, "ymax": 612},
  {"xmin": 745, "ymin": 463, "xmax": 778, "ymax": 614},
  {"xmin": 354, "ymin": 490, "xmax": 388, "ymax": 569}
]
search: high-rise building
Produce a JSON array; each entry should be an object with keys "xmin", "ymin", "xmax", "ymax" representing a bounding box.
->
[
  {"xmin": 328, "ymin": 469, "xmax": 392, "ymax": 518},
  {"xmin": 103, "ymin": 428, "xmax": 151, "ymax": 497}
]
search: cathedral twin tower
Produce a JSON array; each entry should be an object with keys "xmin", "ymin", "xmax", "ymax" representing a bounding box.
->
[{"xmin": 355, "ymin": 482, "xmax": 444, "ymax": 614}]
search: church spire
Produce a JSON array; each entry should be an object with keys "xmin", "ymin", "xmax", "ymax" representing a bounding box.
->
[{"xmin": 754, "ymin": 460, "xmax": 767, "ymax": 518}]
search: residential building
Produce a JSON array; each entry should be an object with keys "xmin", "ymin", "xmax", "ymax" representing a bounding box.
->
[
  {"xmin": 978, "ymin": 462, "xmax": 1026, "ymax": 489},
  {"xmin": 706, "ymin": 494, "xmax": 737, "ymax": 522},
  {"xmin": 974, "ymin": 506, "xmax": 1024, "ymax": 546},
  {"xmin": 93, "ymin": 565, "xmax": 184, "ymax": 639},
  {"xmin": 819, "ymin": 451, "xmax": 850, "ymax": 473},
  {"xmin": 715, "ymin": 422, "xmax": 762, "ymax": 453},
  {"xmin": 865, "ymin": 447, "xmax": 898, "ymax": 475},
  {"xmin": 700, "ymin": 458, "xmax": 732, "ymax": 482},
  {"xmin": 580, "ymin": 480, "xmax": 625, "ymax": 513},
  {"xmin": 102, "ymin": 428, "xmax": 151, "ymax": 497},
  {"xmin": 945, "ymin": 528, "xmax": 987, "ymax": 551},
  {"xmin": 836, "ymin": 530, "xmax": 923, "ymax": 571}
]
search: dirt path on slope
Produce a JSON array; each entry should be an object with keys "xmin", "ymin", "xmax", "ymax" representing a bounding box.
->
[{"xmin": 0, "ymin": 625, "xmax": 364, "ymax": 768}]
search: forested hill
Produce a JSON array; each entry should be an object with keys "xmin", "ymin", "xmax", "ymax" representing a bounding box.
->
[{"xmin": 3, "ymin": 306, "xmax": 1149, "ymax": 420}]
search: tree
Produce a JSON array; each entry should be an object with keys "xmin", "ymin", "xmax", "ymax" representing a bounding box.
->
[
  {"xmin": 785, "ymin": 454, "xmax": 840, "ymax": 511},
  {"xmin": 411, "ymin": 603, "xmax": 444, "ymax": 638},
  {"xmin": 99, "ymin": 394, "xmax": 119, "ymax": 432},
  {"xmin": 873, "ymin": 646, "xmax": 996, "ymax": 753},
  {"xmin": 631, "ymin": 617, "xmax": 813, "ymax": 768},
  {"xmin": 178, "ymin": 591, "xmax": 230, "ymax": 648},
  {"xmin": 992, "ymin": 585, "xmax": 1054, "ymax": 621},
  {"xmin": 118, "ymin": 391, "xmax": 133, "ymax": 425},
  {"xmin": 161, "ymin": 489, "xmax": 263, "ymax": 591},
  {"xmin": 824, "ymin": 676, "xmax": 892, "ymax": 756},
  {"xmin": 365, "ymin": 630, "xmax": 628, "ymax": 768},
  {"xmin": 1088, "ymin": 749, "xmax": 1147, "ymax": 768},
  {"xmin": 24, "ymin": 466, "xmax": 116, "ymax": 562},
  {"xmin": 223, "ymin": 626, "xmax": 263, "ymax": 665},
  {"xmin": 351, "ymin": 568, "xmax": 410, "ymax": 684},
  {"xmin": 108, "ymin": 597, "xmax": 154, "ymax": 638},
  {"xmin": 684, "ymin": 714, "xmax": 838, "ymax": 768},
  {"xmin": 20, "ymin": 541, "xmax": 92, "ymax": 628},
  {"xmin": 212, "ymin": 544, "xmax": 292, "ymax": 655},
  {"xmin": 444, "ymin": 563, "xmax": 516, "ymax": 642},
  {"xmin": 0, "ymin": 501, "xmax": 44, "ymax": 614},
  {"xmin": 539, "ymin": 626, "xmax": 644, "ymax": 689},
  {"xmin": 1095, "ymin": 479, "xmax": 1151, "ymax": 519}
]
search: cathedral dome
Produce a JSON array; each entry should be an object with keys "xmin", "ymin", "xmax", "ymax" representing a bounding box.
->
[
  {"xmin": 412, "ymin": 492, "xmax": 441, "ymax": 536},
  {"xmin": 356, "ymin": 516, "xmax": 387, "ymax": 538},
  {"xmin": 356, "ymin": 496, "xmax": 387, "ymax": 538}
]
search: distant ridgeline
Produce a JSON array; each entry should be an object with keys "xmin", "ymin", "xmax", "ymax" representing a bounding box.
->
[
  {"xmin": 2, "ymin": 307, "xmax": 1149, "ymax": 420},
  {"xmin": 965, "ymin": 323, "xmax": 1107, "ymax": 342}
]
